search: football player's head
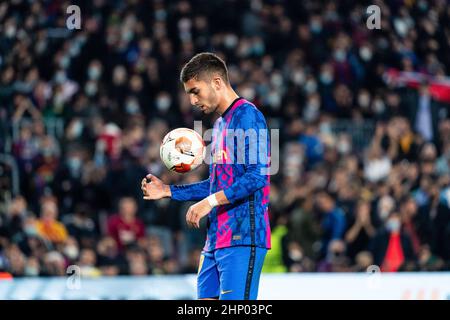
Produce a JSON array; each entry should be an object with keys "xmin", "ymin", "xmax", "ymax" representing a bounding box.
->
[{"xmin": 180, "ymin": 52, "xmax": 230, "ymax": 114}]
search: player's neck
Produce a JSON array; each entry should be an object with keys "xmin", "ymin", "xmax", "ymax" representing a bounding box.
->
[{"xmin": 216, "ymin": 88, "xmax": 240, "ymax": 116}]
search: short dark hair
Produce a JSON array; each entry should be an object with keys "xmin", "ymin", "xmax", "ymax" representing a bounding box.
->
[{"xmin": 180, "ymin": 52, "xmax": 229, "ymax": 84}]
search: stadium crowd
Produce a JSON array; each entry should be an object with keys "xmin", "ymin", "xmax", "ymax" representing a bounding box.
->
[{"xmin": 0, "ymin": 0, "xmax": 450, "ymax": 277}]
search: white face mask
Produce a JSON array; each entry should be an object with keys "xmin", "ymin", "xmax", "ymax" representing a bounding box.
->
[
  {"xmin": 25, "ymin": 266, "xmax": 39, "ymax": 276},
  {"xmin": 386, "ymin": 219, "xmax": 401, "ymax": 232},
  {"xmin": 54, "ymin": 71, "xmax": 67, "ymax": 84},
  {"xmin": 6, "ymin": 25, "xmax": 16, "ymax": 38},
  {"xmin": 358, "ymin": 93, "xmax": 370, "ymax": 108},
  {"xmin": 292, "ymin": 70, "xmax": 306, "ymax": 86},
  {"xmin": 224, "ymin": 34, "xmax": 238, "ymax": 49},
  {"xmin": 267, "ymin": 91, "xmax": 281, "ymax": 110},
  {"xmin": 68, "ymin": 157, "xmax": 82, "ymax": 172},
  {"xmin": 359, "ymin": 47, "xmax": 373, "ymax": 62},
  {"xmin": 60, "ymin": 55, "xmax": 70, "ymax": 69},
  {"xmin": 71, "ymin": 120, "xmax": 84, "ymax": 138},
  {"xmin": 88, "ymin": 67, "xmax": 101, "ymax": 80},
  {"xmin": 241, "ymin": 87, "xmax": 255, "ymax": 101},
  {"xmin": 304, "ymin": 80, "xmax": 317, "ymax": 94},
  {"xmin": 320, "ymin": 72, "xmax": 333, "ymax": 85},
  {"xmin": 378, "ymin": 209, "xmax": 390, "ymax": 221},
  {"xmin": 310, "ymin": 21, "xmax": 322, "ymax": 33},
  {"xmin": 270, "ymin": 73, "xmax": 283, "ymax": 88},
  {"xmin": 373, "ymin": 99, "xmax": 385, "ymax": 114},
  {"xmin": 126, "ymin": 100, "xmax": 140, "ymax": 114},
  {"xmin": 337, "ymin": 141, "xmax": 351, "ymax": 155},
  {"xmin": 289, "ymin": 249, "xmax": 303, "ymax": 261},
  {"xmin": 334, "ymin": 49, "xmax": 346, "ymax": 62},
  {"xmin": 304, "ymin": 101, "xmax": 320, "ymax": 122},
  {"xmin": 156, "ymin": 97, "xmax": 171, "ymax": 112},
  {"xmin": 85, "ymin": 82, "xmax": 98, "ymax": 96},
  {"xmin": 64, "ymin": 245, "xmax": 80, "ymax": 260}
]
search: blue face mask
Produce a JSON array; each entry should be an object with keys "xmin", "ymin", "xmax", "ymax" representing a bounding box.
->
[
  {"xmin": 88, "ymin": 67, "xmax": 101, "ymax": 80},
  {"xmin": 60, "ymin": 56, "xmax": 70, "ymax": 69},
  {"xmin": 25, "ymin": 226, "xmax": 38, "ymax": 237},
  {"xmin": 85, "ymin": 82, "xmax": 98, "ymax": 96},
  {"xmin": 25, "ymin": 266, "xmax": 39, "ymax": 276},
  {"xmin": 252, "ymin": 42, "xmax": 265, "ymax": 56},
  {"xmin": 310, "ymin": 22, "xmax": 322, "ymax": 34},
  {"xmin": 155, "ymin": 9, "xmax": 167, "ymax": 21},
  {"xmin": 320, "ymin": 72, "xmax": 333, "ymax": 85},
  {"xmin": 334, "ymin": 49, "xmax": 346, "ymax": 62},
  {"xmin": 304, "ymin": 80, "xmax": 317, "ymax": 94},
  {"xmin": 68, "ymin": 157, "xmax": 82, "ymax": 172},
  {"xmin": 156, "ymin": 97, "xmax": 171, "ymax": 112},
  {"xmin": 126, "ymin": 101, "xmax": 140, "ymax": 114},
  {"xmin": 54, "ymin": 72, "xmax": 67, "ymax": 84}
]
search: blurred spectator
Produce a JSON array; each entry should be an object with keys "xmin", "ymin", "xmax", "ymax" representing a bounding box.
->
[
  {"xmin": 107, "ymin": 197, "xmax": 145, "ymax": 251},
  {"xmin": 63, "ymin": 203, "xmax": 97, "ymax": 248},
  {"xmin": 370, "ymin": 212, "xmax": 416, "ymax": 272},
  {"xmin": 317, "ymin": 239, "xmax": 351, "ymax": 272},
  {"xmin": 77, "ymin": 248, "xmax": 101, "ymax": 278},
  {"xmin": 351, "ymin": 251, "xmax": 374, "ymax": 272},
  {"xmin": 315, "ymin": 191, "xmax": 346, "ymax": 258},
  {"xmin": 41, "ymin": 251, "xmax": 66, "ymax": 276},
  {"xmin": 35, "ymin": 196, "xmax": 68, "ymax": 245},
  {"xmin": 345, "ymin": 200, "xmax": 376, "ymax": 262},
  {"xmin": 96, "ymin": 236, "xmax": 124, "ymax": 275}
]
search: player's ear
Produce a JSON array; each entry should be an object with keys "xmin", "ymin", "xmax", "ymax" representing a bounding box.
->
[{"xmin": 211, "ymin": 75, "xmax": 222, "ymax": 91}]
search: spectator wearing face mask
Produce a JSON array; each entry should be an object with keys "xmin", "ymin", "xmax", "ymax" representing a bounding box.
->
[
  {"xmin": 52, "ymin": 149, "xmax": 85, "ymax": 215},
  {"xmin": 369, "ymin": 212, "xmax": 416, "ymax": 272}
]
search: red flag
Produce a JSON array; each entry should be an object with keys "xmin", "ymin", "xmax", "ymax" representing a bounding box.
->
[{"xmin": 384, "ymin": 68, "xmax": 450, "ymax": 104}]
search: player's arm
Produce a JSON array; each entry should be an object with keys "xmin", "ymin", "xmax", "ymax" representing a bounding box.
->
[
  {"xmin": 141, "ymin": 174, "xmax": 210, "ymax": 201},
  {"xmin": 221, "ymin": 108, "xmax": 269, "ymax": 204},
  {"xmin": 169, "ymin": 177, "xmax": 211, "ymax": 201}
]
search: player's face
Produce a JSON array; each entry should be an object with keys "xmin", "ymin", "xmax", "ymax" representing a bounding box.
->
[{"xmin": 184, "ymin": 78, "xmax": 219, "ymax": 114}]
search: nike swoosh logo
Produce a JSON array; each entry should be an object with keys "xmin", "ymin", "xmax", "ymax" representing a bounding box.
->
[{"xmin": 221, "ymin": 290, "xmax": 233, "ymax": 295}]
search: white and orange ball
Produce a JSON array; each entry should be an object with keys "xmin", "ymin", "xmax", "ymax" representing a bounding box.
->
[{"xmin": 160, "ymin": 128, "xmax": 205, "ymax": 173}]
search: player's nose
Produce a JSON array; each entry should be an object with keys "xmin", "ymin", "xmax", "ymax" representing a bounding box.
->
[{"xmin": 190, "ymin": 95, "xmax": 198, "ymax": 106}]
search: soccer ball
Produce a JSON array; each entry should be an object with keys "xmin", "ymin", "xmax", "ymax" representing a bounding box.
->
[{"xmin": 160, "ymin": 128, "xmax": 205, "ymax": 173}]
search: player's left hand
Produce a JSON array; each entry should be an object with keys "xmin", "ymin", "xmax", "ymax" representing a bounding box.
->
[{"xmin": 186, "ymin": 199, "xmax": 212, "ymax": 228}]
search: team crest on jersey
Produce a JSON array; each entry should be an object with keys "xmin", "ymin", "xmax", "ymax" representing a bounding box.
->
[{"xmin": 213, "ymin": 149, "xmax": 229, "ymax": 163}]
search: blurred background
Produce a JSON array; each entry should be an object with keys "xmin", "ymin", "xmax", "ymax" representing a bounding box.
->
[{"xmin": 0, "ymin": 0, "xmax": 450, "ymax": 298}]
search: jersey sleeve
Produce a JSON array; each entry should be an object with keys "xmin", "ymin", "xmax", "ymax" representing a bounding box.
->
[{"xmin": 170, "ymin": 178, "xmax": 210, "ymax": 201}]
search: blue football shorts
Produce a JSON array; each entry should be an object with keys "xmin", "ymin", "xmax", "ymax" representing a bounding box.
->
[{"xmin": 197, "ymin": 246, "xmax": 267, "ymax": 300}]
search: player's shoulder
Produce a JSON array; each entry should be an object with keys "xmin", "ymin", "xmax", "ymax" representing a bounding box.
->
[{"xmin": 234, "ymin": 99, "xmax": 265, "ymax": 122}]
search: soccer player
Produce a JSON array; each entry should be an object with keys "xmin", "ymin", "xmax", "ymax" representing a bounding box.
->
[{"xmin": 141, "ymin": 52, "xmax": 271, "ymax": 300}]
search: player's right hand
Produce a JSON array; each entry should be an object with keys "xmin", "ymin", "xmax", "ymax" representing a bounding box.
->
[{"xmin": 141, "ymin": 174, "xmax": 171, "ymax": 200}]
